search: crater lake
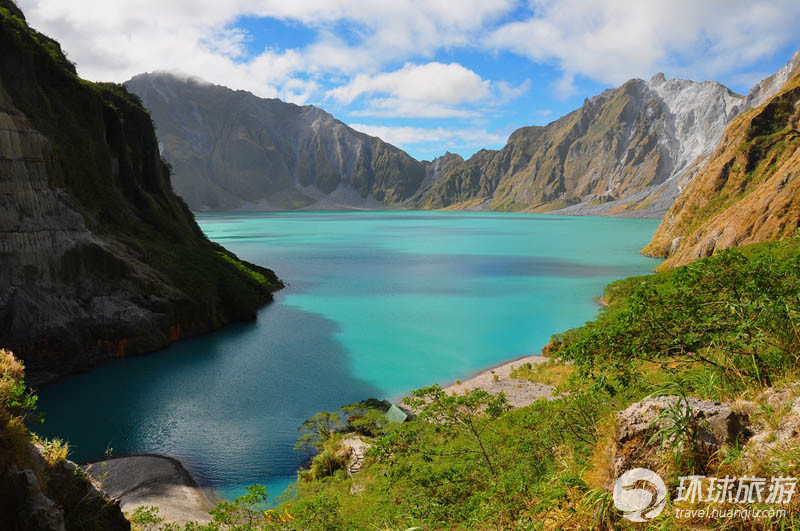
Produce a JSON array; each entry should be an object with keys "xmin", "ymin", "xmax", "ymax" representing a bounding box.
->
[{"xmin": 36, "ymin": 211, "xmax": 661, "ymax": 501}]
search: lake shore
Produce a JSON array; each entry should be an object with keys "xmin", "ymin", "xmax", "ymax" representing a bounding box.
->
[
  {"xmin": 440, "ymin": 354, "xmax": 555, "ymax": 407},
  {"xmin": 84, "ymin": 454, "xmax": 216, "ymax": 524},
  {"xmin": 84, "ymin": 355, "xmax": 557, "ymax": 524}
]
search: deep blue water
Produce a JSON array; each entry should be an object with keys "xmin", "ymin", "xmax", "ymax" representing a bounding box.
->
[{"xmin": 35, "ymin": 211, "xmax": 661, "ymax": 501}]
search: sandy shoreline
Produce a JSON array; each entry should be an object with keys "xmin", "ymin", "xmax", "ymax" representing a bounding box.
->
[{"xmin": 441, "ymin": 355, "xmax": 555, "ymax": 407}]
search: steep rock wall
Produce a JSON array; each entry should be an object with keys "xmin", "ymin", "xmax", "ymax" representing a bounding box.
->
[
  {"xmin": 126, "ymin": 73, "xmax": 428, "ymax": 211},
  {"xmin": 0, "ymin": 2, "xmax": 281, "ymax": 383}
]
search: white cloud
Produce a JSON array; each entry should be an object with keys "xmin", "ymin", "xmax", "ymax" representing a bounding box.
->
[
  {"xmin": 17, "ymin": 0, "xmax": 516, "ymax": 103},
  {"xmin": 495, "ymin": 79, "xmax": 532, "ymax": 104},
  {"xmin": 17, "ymin": 0, "xmax": 800, "ymax": 106},
  {"xmin": 486, "ymin": 0, "xmax": 800, "ymax": 93},
  {"xmin": 202, "ymin": 27, "xmax": 249, "ymax": 59},
  {"xmin": 328, "ymin": 62, "xmax": 529, "ymax": 118},
  {"xmin": 553, "ymin": 73, "xmax": 577, "ymax": 99},
  {"xmin": 14, "ymin": 0, "xmax": 800, "ymax": 154},
  {"xmin": 349, "ymin": 123, "xmax": 507, "ymax": 152},
  {"xmin": 351, "ymin": 98, "xmax": 481, "ymax": 119},
  {"xmin": 328, "ymin": 62, "xmax": 491, "ymax": 105}
]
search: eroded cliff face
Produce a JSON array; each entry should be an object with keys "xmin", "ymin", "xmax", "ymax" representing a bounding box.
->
[
  {"xmin": 415, "ymin": 75, "xmax": 744, "ymax": 217},
  {"xmin": 0, "ymin": 3, "xmax": 281, "ymax": 384},
  {"xmin": 125, "ymin": 73, "xmax": 428, "ymax": 211},
  {"xmin": 643, "ymin": 64, "xmax": 800, "ymax": 269}
]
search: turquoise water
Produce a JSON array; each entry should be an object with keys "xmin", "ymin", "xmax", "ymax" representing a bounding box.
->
[{"xmin": 35, "ymin": 211, "xmax": 661, "ymax": 502}]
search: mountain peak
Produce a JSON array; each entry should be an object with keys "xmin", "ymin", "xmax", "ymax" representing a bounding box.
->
[{"xmin": 744, "ymin": 49, "xmax": 800, "ymax": 109}]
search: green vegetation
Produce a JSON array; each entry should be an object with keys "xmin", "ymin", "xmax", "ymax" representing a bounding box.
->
[
  {"xmin": 0, "ymin": 235, "xmax": 792, "ymax": 529},
  {"xmin": 559, "ymin": 236, "xmax": 800, "ymax": 393},
  {"xmin": 510, "ymin": 359, "xmax": 573, "ymax": 391},
  {"xmin": 216, "ymin": 252, "xmax": 280, "ymax": 289},
  {"xmin": 125, "ymin": 236, "xmax": 800, "ymax": 530}
]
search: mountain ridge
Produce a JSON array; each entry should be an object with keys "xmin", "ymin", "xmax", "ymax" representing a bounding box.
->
[
  {"xmin": 126, "ymin": 72, "xmax": 439, "ymax": 211},
  {"xmin": 417, "ymin": 73, "xmax": 744, "ymax": 217},
  {"xmin": 127, "ymin": 67, "xmax": 775, "ymax": 218},
  {"xmin": 643, "ymin": 51, "xmax": 800, "ymax": 268}
]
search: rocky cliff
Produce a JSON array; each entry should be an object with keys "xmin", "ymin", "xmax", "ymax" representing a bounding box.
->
[
  {"xmin": 0, "ymin": 2, "xmax": 281, "ymax": 384},
  {"xmin": 125, "ymin": 73, "xmax": 432, "ymax": 211},
  {"xmin": 416, "ymin": 74, "xmax": 744, "ymax": 217},
  {"xmin": 643, "ymin": 53, "xmax": 800, "ymax": 268}
]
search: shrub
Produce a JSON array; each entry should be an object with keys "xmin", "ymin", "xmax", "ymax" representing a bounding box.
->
[{"xmin": 557, "ymin": 244, "xmax": 800, "ymax": 395}]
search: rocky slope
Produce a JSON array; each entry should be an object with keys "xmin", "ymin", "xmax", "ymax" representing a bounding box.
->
[
  {"xmin": 0, "ymin": 2, "xmax": 281, "ymax": 384},
  {"xmin": 742, "ymin": 50, "xmax": 800, "ymax": 109},
  {"xmin": 125, "ymin": 73, "xmax": 434, "ymax": 211},
  {"xmin": 417, "ymin": 74, "xmax": 744, "ymax": 217},
  {"xmin": 643, "ymin": 53, "xmax": 800, "ymax": 268},
  {"xmin": 126, "ymin": 52, "xmax": 800, "ymax": 221}
]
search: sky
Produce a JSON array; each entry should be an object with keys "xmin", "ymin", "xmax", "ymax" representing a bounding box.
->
[{"xmin": 17, "ymin": 0, "xmax": 800, "ymax": 161}]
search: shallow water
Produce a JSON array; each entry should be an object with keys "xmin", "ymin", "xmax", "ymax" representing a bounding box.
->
[{"xmin": 36, "ymin": 211, "xmax": 661, "ymax": 502}]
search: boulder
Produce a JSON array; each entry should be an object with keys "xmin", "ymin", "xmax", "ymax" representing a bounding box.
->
[{"xmin": 614, "ymin": 396, "xmax": 751, "ymax": 476}]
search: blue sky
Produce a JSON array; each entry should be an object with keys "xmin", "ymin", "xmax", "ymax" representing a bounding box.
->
[{"xmin": 20, "ymin": 0, "xmax": 800, "ymax": 161}]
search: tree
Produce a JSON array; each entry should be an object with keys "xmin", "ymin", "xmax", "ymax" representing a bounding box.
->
[
  {"xmin": 294, "ymin": 411, "xmax": 346, "ymax": 452},
  {"xmin": 208, "ymin": 484, "xmax": 269, "ymax": 529},
  {"xmin": 341, "ymin": 398, "xmax": 391, "ymax": 437},
  {"xmin": 558, "ymin": 247, "xmax": 800, "ymax": 390},
  {"xmin": 403, "ymin": 385, "xmax": 509, "ymax": 477}
]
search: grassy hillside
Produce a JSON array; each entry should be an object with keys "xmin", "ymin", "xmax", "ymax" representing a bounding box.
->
[{"xmin": 275, "ymin": 238, "xmax": 800, "ymax": 530}]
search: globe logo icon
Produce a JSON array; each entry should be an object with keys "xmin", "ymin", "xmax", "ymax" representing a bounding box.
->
[{"xmin": 613, "ymin": 468, "xmax": 667, "ymax": 522}]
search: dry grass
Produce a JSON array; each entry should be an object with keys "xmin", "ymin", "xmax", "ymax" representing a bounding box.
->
[
  {"xmin": 0, "ymin": 349, "xmax": 24, "ymax": 379},
  {"xmin": 510, "ymin": 359, "xmax": 573, "ymax": 390},
  {"xmin": 31, "ymin": 433, "xmax": 69, "ymax": 465},
  {"xmin": 583, "ymin": 414, "xmax": 619, "ymax": 491}
]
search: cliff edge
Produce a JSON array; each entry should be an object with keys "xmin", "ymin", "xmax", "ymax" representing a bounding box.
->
[{"xmin": 0, "ymin": 1, "xmax": 282, "ymax": 384}]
